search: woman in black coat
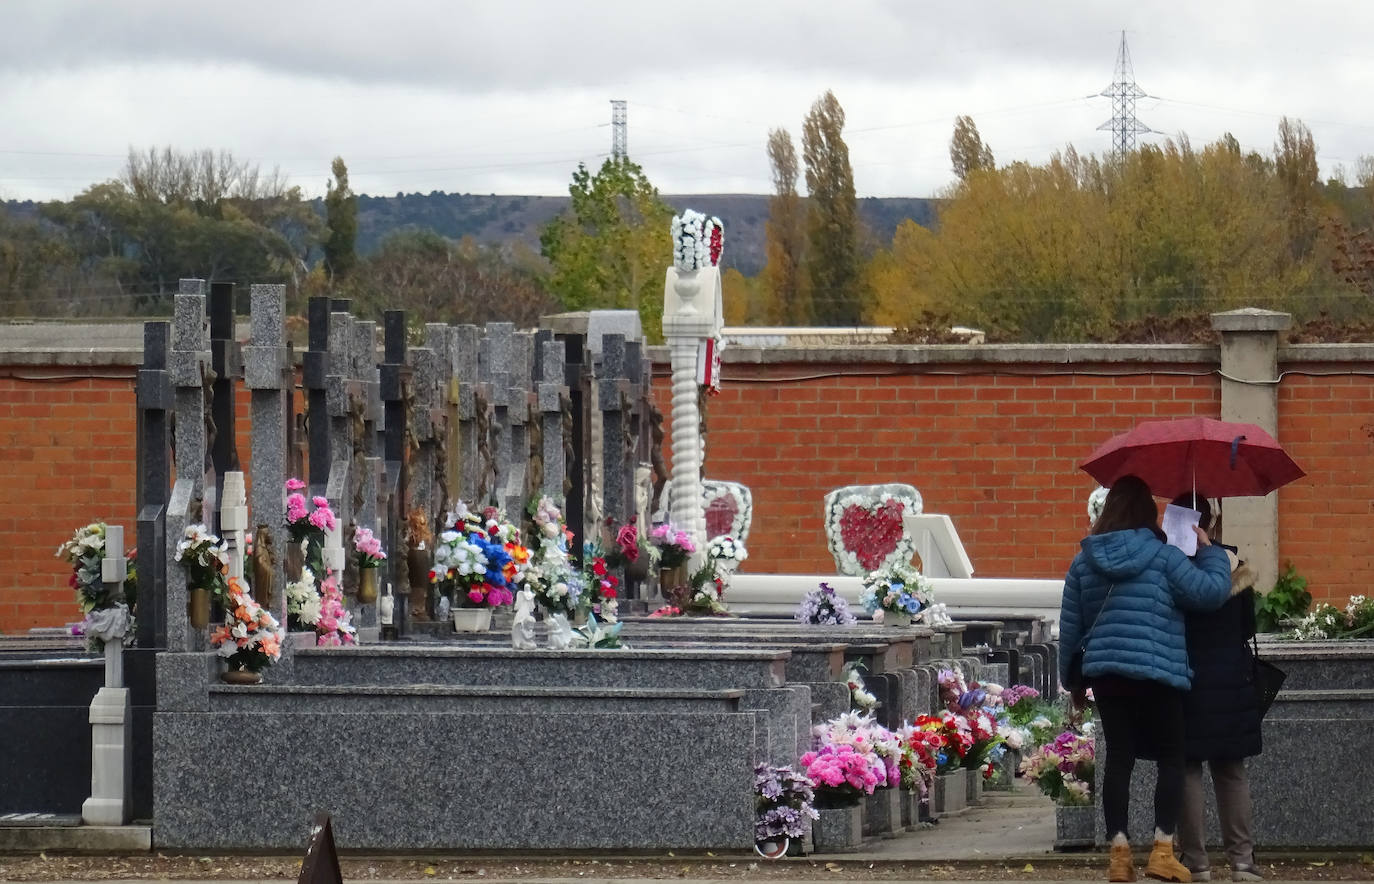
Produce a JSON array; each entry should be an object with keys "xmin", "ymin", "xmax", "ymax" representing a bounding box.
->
[{"xmin": 1172, "ymin": 495, "xmax": 1263, "ymax": 883}]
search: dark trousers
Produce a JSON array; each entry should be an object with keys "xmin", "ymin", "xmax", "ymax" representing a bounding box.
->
[{"xmin": 1094, "ymin": 678, "xmax": 1186, "ymax": 839}]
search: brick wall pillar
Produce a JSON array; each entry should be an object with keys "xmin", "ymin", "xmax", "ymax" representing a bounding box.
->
[{"xmin": 1210, "ymin": 308, "xmax": 1291, "ymax": 594}]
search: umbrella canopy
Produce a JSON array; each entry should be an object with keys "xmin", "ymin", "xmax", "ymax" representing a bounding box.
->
[{"xmin": 1080, "ymin": 417, "xmax": 1305, "ymax": 500}]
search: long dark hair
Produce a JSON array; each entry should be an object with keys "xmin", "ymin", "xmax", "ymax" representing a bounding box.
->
[{"xmin": 1092, "ymin": 475, "xmax": 1165, "ymax": 539}]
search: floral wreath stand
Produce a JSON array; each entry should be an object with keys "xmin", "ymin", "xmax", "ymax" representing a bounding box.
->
[
  {"xmin": 702, "ymin": 480, "xmax": 753, "ymax": 548},
  {"xmin": 823, "ymin": 483, "xmax": 923, "ymax": 576}
]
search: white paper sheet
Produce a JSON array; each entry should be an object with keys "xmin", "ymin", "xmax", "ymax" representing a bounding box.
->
[{"xmin": 1163, "ymin": 504, "xmax": 1202, "ymax": 556}]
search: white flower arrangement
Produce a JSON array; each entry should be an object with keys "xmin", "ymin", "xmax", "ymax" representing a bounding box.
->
[
  {"xmin": 702, "ymin": 480, "xmax": 752, "ymax": 547},
  {"xmin": 707, "ymin": 534, "xmax": 748, "ymax": 567},
  {"xmin": 671, "ymin": 209, "xmax": 724, "ymax": 272},
  {"xmin": 285, "ymin": 568, "xmax": 323, "ymax": 629}
]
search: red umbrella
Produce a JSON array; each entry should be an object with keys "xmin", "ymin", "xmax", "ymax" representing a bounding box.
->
[{"xmin": 1081, "ymin": 417, "xmax": 1304, "ymax": 499}]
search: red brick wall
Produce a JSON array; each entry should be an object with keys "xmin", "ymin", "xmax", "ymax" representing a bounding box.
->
[
  {"xmin": 661, "ymin": 362, "xmax": 1223, "ymax": 583},
  {"xmin": 0, "ymin": 373, "xmax": 139, "ymax": 631},
  {"xmin": 0, "ymin": 369, "xmax": 259, "ymax": 633},
  {"xmin": 4, "ymin": 351, "xmax": 1368, "ymax": 633},
  {"xmin": 1276, "ymin": 366, "xmax": 1374, "ymax": 603}
]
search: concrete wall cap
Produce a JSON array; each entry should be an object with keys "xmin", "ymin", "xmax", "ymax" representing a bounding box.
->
[{"xmin": 1211, "ymin": 308, "xmax": 1292, "ymax": 333}]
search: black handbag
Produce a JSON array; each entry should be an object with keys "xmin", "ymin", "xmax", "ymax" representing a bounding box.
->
[
  {"xmin": 1064, "ymin": 583, "xmax": 1115, "ymax": 691},
  {"xmin": 1251, "ymin": 634, "xmax": 1287, "ymax": 717}
]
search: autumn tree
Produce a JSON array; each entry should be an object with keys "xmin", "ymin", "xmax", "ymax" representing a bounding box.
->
[
  {"xmin": 801, "ymin": 91, "xmax": 865, "ymax": 325},
  {"xmin": 539, "ymin": 157, "xmax": 675, "ymax": 340},
  {"xmin": 761, "ymin": 127, "xmax": 806, "ymax": 324},
  {"xmin": 323, "ymin": 156, "xmax": 358, "ymax": 282},
  {"xmin": 1274, "ymin": 117, "xmax": 1321, "ymax": 261},
  {"xmin": 949, "ymin": 115, "xmax": 995, "ymax": 181}
]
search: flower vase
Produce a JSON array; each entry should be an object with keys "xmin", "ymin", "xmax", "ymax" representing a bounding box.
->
[
  {"xmin": 407, "ymin": 546, "xmax": 432, "ymax": 618},
  {"xmin": 965, "ymin": 767, "xmax": 984, "ymax": 806},
  {"xmin": 884, "ymin": 610, "xmax": 912, "ymax": 628},
  {"xmin": 812, "ymin": 805, "xmax": 863, "ymax": 852},
  {"xmin": 357, "ymin": 567, "xmax": 378, "ymax": 604},
  {"xmin": 221, "ymin": 668, "xmax": 262, "ymax": 685},
  {"xmin": 625, "ymin": 555, "xmax": 650, "ymax": 581},
  {"xmin": 933, "ymin": 771, "xmax": 966, "ymax": 815},
  {"xmin": 1054, "ymin": 804, "xmax": 1095, "ymax": 850},
  {"xmin": 754, "ymin": 836, "xmax": 789, "ymax": 860},
  {"xmin": 659, "ymin": 565, "xmax": 688, "ymax": 596},
  {"xmin": 188, "ymin": 587, "xmax": 210, "ymax": 630},
  {"xmin": 452, "ymin": 607, "xmax": 493, "ymax": 633},
  {"xmin": 284, "ymin": 541, "xmax": 304, "ymax": 582}
]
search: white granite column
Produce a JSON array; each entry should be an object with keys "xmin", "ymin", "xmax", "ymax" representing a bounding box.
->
[
  {"xmin": 83, "ymin": 524, "xmax": 132, "ymax": 826},
  {"xmin": 1211, "ymin": 308, "xmax": 1291, "ymax": 593},
  {"xmin": 663, "ymin": 266, "xmax": 722, "ymax": 567}
]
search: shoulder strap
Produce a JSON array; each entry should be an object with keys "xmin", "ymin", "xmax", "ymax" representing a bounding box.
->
[{"xmin": 1079, "ymin": 583, "xmax": 1117, "ymax": 651}]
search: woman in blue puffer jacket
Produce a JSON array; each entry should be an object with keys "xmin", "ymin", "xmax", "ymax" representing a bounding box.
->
[{"xmin": 1060, "ymin": 475, "xmax": 1233, "ymax": 883}]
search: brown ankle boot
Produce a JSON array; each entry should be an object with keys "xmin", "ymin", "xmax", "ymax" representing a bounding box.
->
[
  {"xmin": 1109, "ymin": 843, "xmax": 1138, "ymax": 882},
  {"xmin": 1144, "ymin": 839, "xmax": 1191, "ymax": 882}
]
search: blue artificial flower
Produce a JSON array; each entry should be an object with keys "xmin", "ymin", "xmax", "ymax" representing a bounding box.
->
[
  {"xmin": 902, "ymin": 594, "xmax": 922, "ymax": 614},
  {"xmin": 937, "ymin": 752, "xmax": 948, "ymax": 766}
]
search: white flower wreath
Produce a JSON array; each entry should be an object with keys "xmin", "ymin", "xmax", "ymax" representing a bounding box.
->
[{"xmin": 823, "ymin": 486, "xmax": 922, "ymax": 577}]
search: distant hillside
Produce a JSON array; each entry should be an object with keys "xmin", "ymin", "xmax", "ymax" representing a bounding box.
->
[
  {"xmin": 4, "ymin": 192, "xmax": 940, "ymax": 277},
  {"xmin": 348, "ymin": 192, "xmax": 939, "ymax": 276}
]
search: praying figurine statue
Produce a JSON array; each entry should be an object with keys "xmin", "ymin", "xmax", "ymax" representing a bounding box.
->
[
  {"xmin": 511, "ymin": 588, "xmax": 537, "ymax": 650},
  {"xmin": 378, "ymin": 584, "xmax": 395, "ymax": 626}
]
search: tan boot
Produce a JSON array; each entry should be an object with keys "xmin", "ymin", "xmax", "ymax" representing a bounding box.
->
[
  {"xmin": 1144, "ymin": 839, "xmax": 1192, "ymax": 882},
  {"xmin": 1109, "ymin": 843, "xmax": 1138, "ymax": 882}
]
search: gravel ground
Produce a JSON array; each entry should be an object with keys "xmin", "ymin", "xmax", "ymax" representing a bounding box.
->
[{"xmin": 0, "ymin": 854, "xmax": 1371, "ymax": 881}]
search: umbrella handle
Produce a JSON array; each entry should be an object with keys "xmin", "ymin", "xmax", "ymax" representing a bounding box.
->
[{"xmin": 1230, "ymin": 435, "xmax": 1246, "ymax": 470}]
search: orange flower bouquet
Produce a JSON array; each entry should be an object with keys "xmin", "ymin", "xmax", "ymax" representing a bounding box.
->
[{"xmin": 210, "ymin": 577, "xmax": 283, "ymax": 674}]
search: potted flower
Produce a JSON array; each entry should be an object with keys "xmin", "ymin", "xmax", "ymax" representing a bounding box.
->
[
  {"xmin": 284, "ymin": 478, "xmax": 335, "ymax": 580},
  {"xmin": 1020, "ymin": 729, "xmax": 1096, "ymax": 849},
  {"xmin": 648, "ymin": 521, "xmax": 695, "ymax": 593},
  {"xmin": 284, "ymin": 568, "xmax": 323, "ymax": 636},
  {"xmin": 801, "ymin": 712, "xmax": 888, "ymax": 851},
  {"xmin": 598, "ymin": 514, "xmax": 648, "ymax": 579},
  {"xmin": 859, "ymin": 562, "xmax": 932, "ymax": 627},
  {"xmin": 172, "ymin": 523, "xmax": 229, "ymax": 630},
  {"xmin": 352, "ymin": 526, "xmax": 386, "ymax": 604},
  {"xmin": 314, "ymin": 570, "xmax": 357, "ymax": 647},
  {"xmin": 895, "ymin": 724, "xmax": 942, "ymax": 823},
  {"xmin": 582, "ymin": 555, "xmax": 620, "ymax": 624},
  {"xmin": 525, "ymin": 497, "xmax": 583, "ymax": 644},
  {"xmin": 666, "ymin": 535, "xmax": 748, "ymax": 616},
  {"xmin": 796, "ymin": 581, "xmax": 858, "ymax": 625},
  {"xmin": 754, "ymin": 763, "xmax": 818, "ymax": 859},
  {"xmin": 57, "ymin": 521, "xmax": 136, "ymax": 651},
  {"xmin": 209, "ymin": 576, "xmax": 283, "ymax": 684},
  {"xmin": 430, "ymin": 502, "xmax": 524, "ymax": 632},
  {"xmin": 911, "ymin": 712, "xmax": 972, "ymax": 814}
]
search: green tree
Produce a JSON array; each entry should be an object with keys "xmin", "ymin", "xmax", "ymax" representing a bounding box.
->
[
  {"xmin": 539, "ymin": 157, "xmax": 674, "ymax": 340},
  {"xmin": 949, "ymin": 115, "xmax": 995, "ymax": 181},
  {"xmin": 323, "ymin": 156, "xmax": 358, "ymax": 282},
  {"xmin": 345, "ymin": 229, "xmax": 557, "ymax": 326},
  {"xmin": 39, "ymin": 146, "xmax": 319, "ymax": 312},
  {"xmin": 762, "ymin": 127, "xmax": 807, "ymax": 324},
  {"xmin": 801, "ymin": 91, "xmax": 864, "ymax": 325}
]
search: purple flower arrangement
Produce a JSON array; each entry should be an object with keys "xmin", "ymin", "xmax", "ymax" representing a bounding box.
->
[
  {"xmin": 753, "ymin": 763, "xmax": 818, "ymax": 842},
  {"xmin": 795, "ymin": 582, "xmax": 858, "ymax": 626}
]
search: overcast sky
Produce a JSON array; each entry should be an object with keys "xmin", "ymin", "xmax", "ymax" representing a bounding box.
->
[{"xmin": 2, "ymin": 0, "xmax": 1372, "ymax": 203}]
